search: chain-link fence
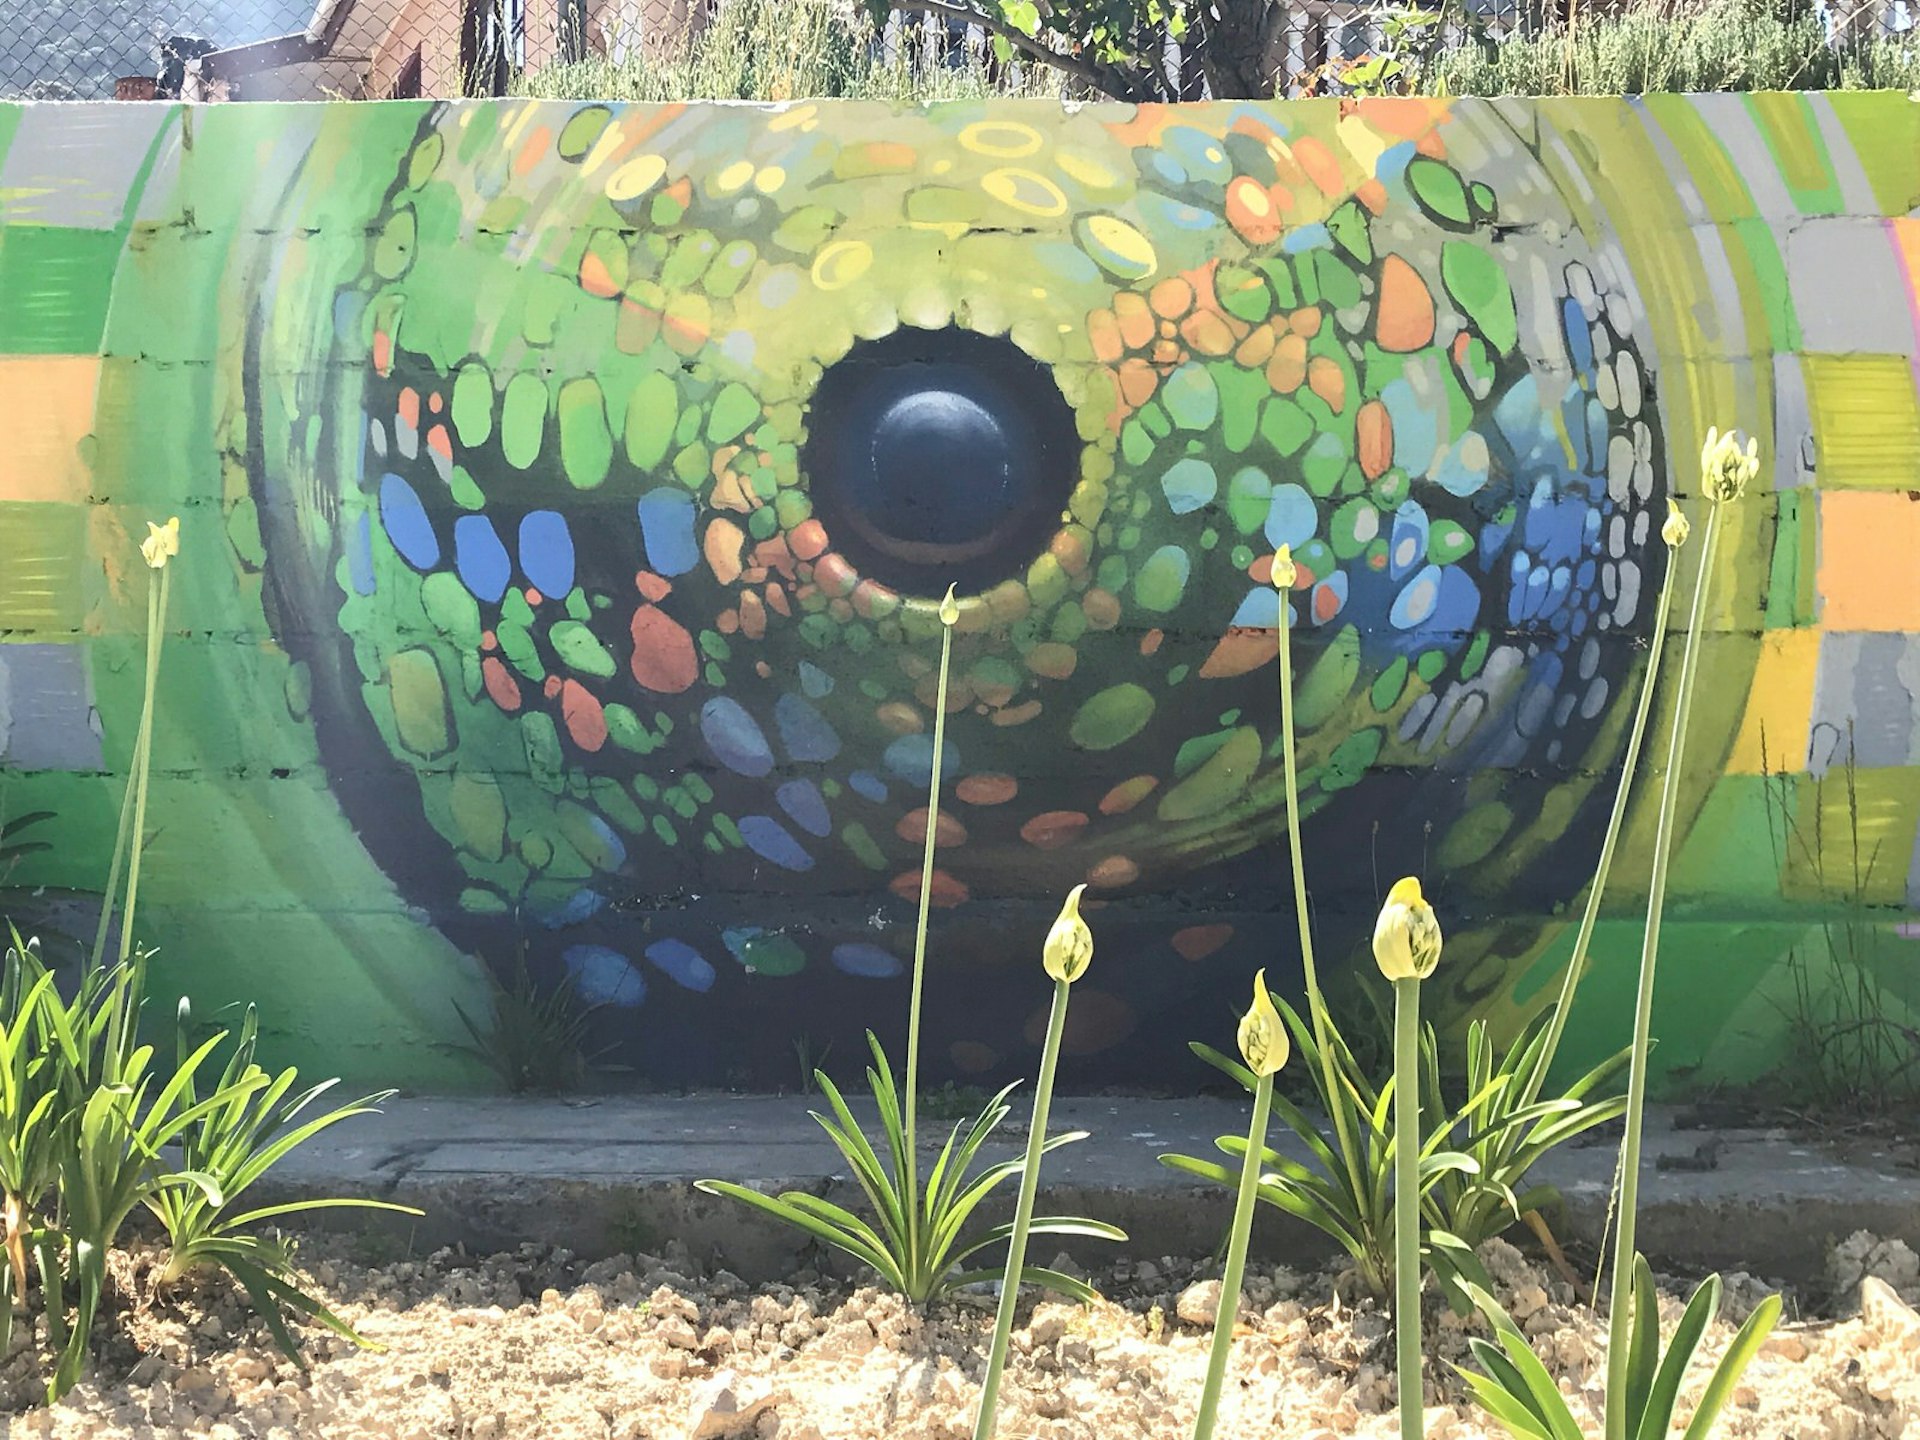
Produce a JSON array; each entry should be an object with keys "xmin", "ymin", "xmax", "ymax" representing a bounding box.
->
[
  {"xmin": 1, "ymin": 0, "xmax": 1915, "ymax": 105},
  {"xmin": 1, "ymin": 0, "xmax": 672, "ymax": 99}
]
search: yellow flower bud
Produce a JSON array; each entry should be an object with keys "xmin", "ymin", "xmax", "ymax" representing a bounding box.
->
[
  {"xmin": 141, "ymin": 516, "xmax": 181, "ymax": 571},
  {"xmin": 1271, "ymin": 544, "xmax": 1297, "ymax": 590},
  {"xmin": 1661, "ymin": 499, "xmax": 1690, "ymax": 550},
  {"xmin": 938, "ymin": 584, "xmax": 960, "ymax": 627},
  {"xmin": 1700, "ymin": 427, "xmax": 1759, "ymax": 504},
  {"xmin": 1042, "ymin": 884, "xmax": 1093, "ymax": 984},
  {"xmin": 1236, "ymin": 969, "xmax": 1289, "ymax": 1078},
  {"xmin": 1372, "ymin": 876, "xmax": 1442, "ymax": 982}
]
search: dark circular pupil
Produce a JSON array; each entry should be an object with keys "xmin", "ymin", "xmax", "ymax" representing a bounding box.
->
[
  {"xmin": 867, "ymin": 388, "xmax": 1012, "ymax": 546},
  {"xmin": 803, "ymin": 327, "xmax": 1077, "ymax": 593}
]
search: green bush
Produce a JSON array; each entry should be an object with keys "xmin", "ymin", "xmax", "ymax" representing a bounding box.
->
[
  {"xmin": 512, "ymin": 0, "xmax": 1062, "ymax": 103},
  {"xmin": 1418, "ymin": 0, "xmax": 1920, "ymax": 96}
]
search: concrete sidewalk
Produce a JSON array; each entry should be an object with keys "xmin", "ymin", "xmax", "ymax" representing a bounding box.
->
[{"xmin": 261, "ymin": 1095, "xmax": 1920, "ymax": 1286}]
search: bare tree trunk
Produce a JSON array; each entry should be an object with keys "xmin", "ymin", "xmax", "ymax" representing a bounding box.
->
[{"xmin": 1196, "ymin": 0, "xmax": 1289, "ymax": 98}]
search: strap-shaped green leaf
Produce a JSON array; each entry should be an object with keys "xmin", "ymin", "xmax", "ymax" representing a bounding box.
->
[
  {"xmin": 1680, "ymin": 1291, "xmax": 1781, "ymax": 1440},
  {"xmin": 1455, "ymin": 1361, "xmax": 1556, "ymax": 1440},
  {"xmin": 1634, "ymin": 1269, "xmax": 1722, "ymax": 1440},
  {"xmin": 946, "ymin": 1215, "xmax": 1127, "ymax": 1270},
  {"xmin": 941, "ymin": 1264, "xmax": 1099, "ymax": 1305},
  {"xmin": 692, "ymin": 1179, "xmax": 905, "ymax": 1290},
  {"xmin": 1624, "ymin": 1253, "xmax": 1661, "ymax": 1435},
  {"xmin": 1493, "ymin": 1329, "xmax": 1586, "ymax": 1440},
  {"xmin": 1467, "ymin": 1338, "xmax": 1559, "ymax": 1436}
]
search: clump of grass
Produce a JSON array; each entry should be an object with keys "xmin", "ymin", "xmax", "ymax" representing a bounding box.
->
[
  {"xmin": 1418, "ymin": 0, "xmax": 1919, "ymax": 95},
  {"xmin": 1761, "ymin": 722, "xmax": 1920, "ymax": 1117},
  {"xmin": 511, "ymin": 0, "xmax": 1065, "ymax": 103},
  {"xmin": 454, "ymin": 945, "xmax": 604, "ymax": 1095}
]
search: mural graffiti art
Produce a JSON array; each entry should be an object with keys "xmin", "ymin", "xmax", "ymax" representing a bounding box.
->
[{"xmin": 0, "ymin": 95, "xmax": 1915, "ymax": 1091}]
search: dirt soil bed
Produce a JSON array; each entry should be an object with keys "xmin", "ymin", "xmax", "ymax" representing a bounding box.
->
[{"xmin": 4, "ymin": 1230, "xmax": 1917, "ymax": 1439}]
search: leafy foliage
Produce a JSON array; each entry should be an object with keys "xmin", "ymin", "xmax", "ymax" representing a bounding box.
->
[
  {"xmin": 12, "ymin": 935, "xmax": 266, "ymax": 1399},
  {"xmin": 513, "ymin": 0, "xmax": 1060, "ymax": 103},
  {"xmin": 454, "ymin": 948, "xmax": 603, "ymax": 1094},
  {"xmin": 699, "ymin": 1033, "xmax": 1121, "ymax": 1306},
  {"xmin": 146, "ymin": 997, "xmax": 420, "ymax": 1363},
  {"xmin": 1424, "ymin": 1014, "xmax": 1630, "ymax": 1264},
  {"xmin": 1417, "ymin": 0, "xmax": 1919, "ymax": 96},
  {"xmin": 1166, "ymin": 994, "xmax": 1626, "ymax": 1312},
  {"xmin": 1458, "ymin": 1258, "xmax": 1780, "ymax": 1440},
  {"xmin": 1164, "ymin": 998, "xmax": 1489, "ymax": 1305},
  {"xmin": 1, "ymin": 929, "xmax": 413, "ymax": 1400}
]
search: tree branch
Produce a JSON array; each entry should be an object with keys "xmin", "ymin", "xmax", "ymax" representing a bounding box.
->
[{"xmin": 884, "ymin": 0, "xmax": 1159, "ymax": 101}]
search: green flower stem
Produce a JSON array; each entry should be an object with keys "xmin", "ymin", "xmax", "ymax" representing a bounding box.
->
[
  {"xmin": 1602, "ymin": 501, "xmax": 1723, "ymax": 1440},
  {"xmin": 972, "ymin": 974, "xmax": 1071, "ymax": 1440},
  {"xmin": 1393, "ymin": 975, "xmax": 1423, "ymax": 1440},
  {"xmin": 1518, "ymin": 545, "xmax": 1680, "ymax": 1112},
  {"xmin": 902, "ymin": 612, "xmax": 956, "ymax": 1256},
  {"xmin": 100, "ymin": 562, "xmax": 171, "ymax": 1073},
  {"xmin": 1193, "ymin": 1070, "xmax": 1273, "ymax": 1440},
  {"xmin": 1277, "ymin": 588, "xmax": 1365, "ymax": 1198},
  {"xmin": 88, "ymin": 747, "xmax": 137, "ymax": 979},
  {"xmin": 119, "ymin": 564, "xmax": 170, "ymax": 965},
  {"xmin": 90, "ymin": 567, "xmax": 170, "ymax": 981}
]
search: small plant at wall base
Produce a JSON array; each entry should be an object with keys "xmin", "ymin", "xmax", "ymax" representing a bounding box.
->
[
  {"xmin": 454, "ymin": 940, "xmax": 604, "ymax": 1094},
  {"xmin": 1760, "ymin": 722, "xmax": 1920, "ymax": 1116},
  {"xmin": 699, "ymin": 588, "xmax": 1122, "ymax": 1307},
  {"xmin": 0, "ymin": 519, "xmax": 419, "ymax": 1403},
  {"xmin": 1170, "ymin": 1004, "xmax": 1489, "ymax": 1304},
  {"xmin": 146, "ymin": 996, "xmax": 421, "ymax": 1361},
  {"xmin": 1166, "ymin": 526, "xmax": 1642, "ymax": 1313}
]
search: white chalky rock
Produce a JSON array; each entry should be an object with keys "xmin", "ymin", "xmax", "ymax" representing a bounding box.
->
[
  {"xmin": 684, "ymin": 1369, "xmax": 789, "ymax": 1440},
  {"xmin": 1860, "ymin": 1276, "xmax": 1920, "ymax": 1356},
  {"xmin": 1177, "ymin": 1279, "xmax": 1233, "ymax": 1327}
]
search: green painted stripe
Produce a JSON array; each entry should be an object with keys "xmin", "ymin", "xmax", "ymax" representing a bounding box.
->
[
  {"xmin": 116, "ymin": 107, "xmax": 177, "ymax": 233},
  {"xmin": 1643, "ymin": 97, "xmax": 1802, "ymax": 355},
  {"xmin": 1763, "ymin": 487, "xmax": 1815, "ymax": 630},
  {"xmin": 0, "ymin": 225, "xmax": 125, "ymax": 352},
  {"xmin": 1742, "ymin": 93, "xmax": 1843, "ymax": 216},
  {"xmin": 0, "ymin": 111, "xmax": 173, "ymax": 354},
  {"xmin": 0, "ymin": 501, "xmax": 88, "ymax": 631},
  {"xmin": 1729, "ymin": 216, "xmax": 1801, "ymax": 354}
]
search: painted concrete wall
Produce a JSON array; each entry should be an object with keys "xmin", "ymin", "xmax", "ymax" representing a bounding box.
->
[{"xmin": 0, "ymin": 95, "xmax": 1915, "ymax": 1094}]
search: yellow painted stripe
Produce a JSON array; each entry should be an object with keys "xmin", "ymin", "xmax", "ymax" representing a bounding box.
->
[
  {"xmin": 1725, "ymin": 628, "xmax": 1821, "ymax": 774},
  {"xmin": 0, "ymin": 501, "xmax": 88, "ymax": 631},
  {"xmin": 1803, "ymin": 354, "xmax": 1920, "ymax": 490}
]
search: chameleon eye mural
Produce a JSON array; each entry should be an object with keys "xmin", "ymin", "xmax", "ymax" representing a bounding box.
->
[{"xmin": 0, "ymin": 95, "xmax": 1916, "ymax": 1092}]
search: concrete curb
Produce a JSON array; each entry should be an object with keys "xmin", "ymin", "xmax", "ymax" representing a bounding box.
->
[{"xmin": 255, "ymin": 1096, "xmax": 1920, "ymax": 1287}]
